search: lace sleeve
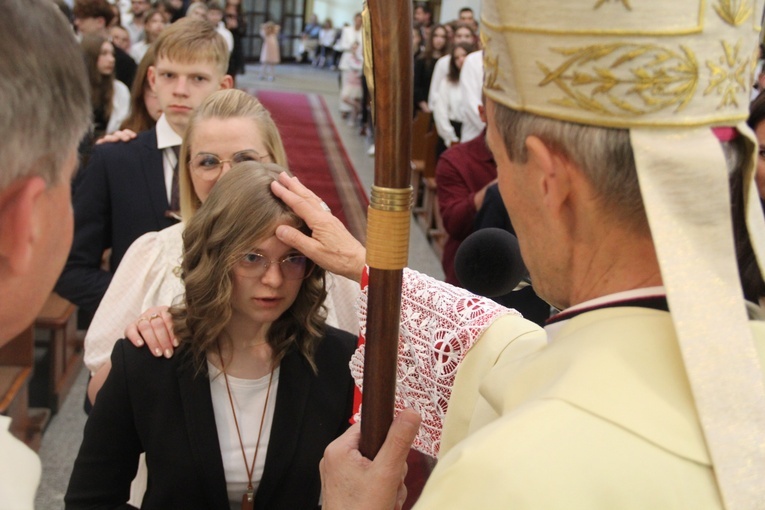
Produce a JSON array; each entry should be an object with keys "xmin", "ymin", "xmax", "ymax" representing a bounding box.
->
[{"xmin": 350, "ymin": 267, "xmax": 515, "ymax": 458}]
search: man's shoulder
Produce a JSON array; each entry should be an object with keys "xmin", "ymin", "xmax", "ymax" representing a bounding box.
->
[
  {"xmin": 93, "ymin": 128, "xmax": 157, "ymax": 159},
  {"xmin": 423, "ymin": 397, "xmax": 718, "ymax": 508}
]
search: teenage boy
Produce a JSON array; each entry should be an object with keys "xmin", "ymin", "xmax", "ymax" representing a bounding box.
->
[{"xmin": 55, "ymin": 18, "xmax": 233, "ymax": 321}]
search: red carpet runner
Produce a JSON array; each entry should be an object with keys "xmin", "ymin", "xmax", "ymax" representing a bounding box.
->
[{"xmin": 253, "ymin": 90, "xmax": 369, "ymax": 243}]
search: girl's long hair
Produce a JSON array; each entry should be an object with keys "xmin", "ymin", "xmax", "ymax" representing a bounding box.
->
[
  {"xmin": 171, "ymin": 163, "xmax": 327, "ymax": 374},
  {"xmin": 80, "ymin": 34, "xmax": 114, "ymax": 121}
]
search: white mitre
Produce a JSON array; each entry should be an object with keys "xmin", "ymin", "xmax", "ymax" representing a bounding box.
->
[{"xmin": 480, "ymin": 1, "xmax": 765, "ymax": 509}]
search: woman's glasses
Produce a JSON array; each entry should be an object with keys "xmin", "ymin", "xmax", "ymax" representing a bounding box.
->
[
  {"xmin": 190, "ymin": 150, "xmax": 269, "ymax": 181},
  {"xmin": 233, "ymin": 252, "xmax": 315, "ymax": 280}
]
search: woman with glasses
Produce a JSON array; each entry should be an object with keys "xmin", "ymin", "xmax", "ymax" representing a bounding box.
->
[
  {"xmin": 80, "ymin": 89, "xmax": 359, "ymax": 505},
  {"xmin": 66, "ymin": 163, "xmax": 357, "ymax": 509}
]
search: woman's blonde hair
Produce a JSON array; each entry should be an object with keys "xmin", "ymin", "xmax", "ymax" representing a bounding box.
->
[
  {"xmin": 178, "ymin": 89, "xmax": 288, "ymax": 220},
  {"xmin": 171, "ymin": 162, "xmax": 327, "ymax": 374}
]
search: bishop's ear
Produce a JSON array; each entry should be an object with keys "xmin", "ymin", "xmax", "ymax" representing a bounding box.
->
[
  {"xmin": 0, "ymin": 176, "xmax": 46, "ymax": 276},
  {"xmin": 524, "ymin": 135, "xmax": 573, "ymax": 213}
]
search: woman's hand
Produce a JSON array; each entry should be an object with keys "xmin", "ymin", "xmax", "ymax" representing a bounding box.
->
[
  {"xmin": 124, "ymin": 305, "xmax": 178, "ymax": 358},
  {"xmin": 271, "ymin": 173, "xmax": 366, "ymax": 282}
]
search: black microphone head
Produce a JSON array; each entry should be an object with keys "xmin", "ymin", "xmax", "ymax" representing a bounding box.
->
[{"xmin": 454, "ymin": 228, "xmax": 527, "ymax": 297}]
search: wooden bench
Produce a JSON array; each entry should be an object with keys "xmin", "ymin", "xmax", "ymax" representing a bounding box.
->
[
  {"xmin": 34, "ymin": 293, "xmax": 83, "ymax": 414},
  {"xmin": 0, "ymin": 326, "xmax": 48, "ymax": 451}
]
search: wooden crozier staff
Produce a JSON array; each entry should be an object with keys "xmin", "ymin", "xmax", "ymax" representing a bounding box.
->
[{"xmin": 359, "ymin": 0, "xmax": 413, "ymax": 459}]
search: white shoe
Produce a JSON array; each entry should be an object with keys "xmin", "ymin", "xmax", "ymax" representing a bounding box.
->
[{"xmin": 367, "ymin": 144, "xmax": 375, "ymax": 156}]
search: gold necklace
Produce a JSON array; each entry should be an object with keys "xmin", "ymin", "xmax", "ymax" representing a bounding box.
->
[{"xmin": 217, "ymin": 343, "xmax": 274, "ymax": 510}]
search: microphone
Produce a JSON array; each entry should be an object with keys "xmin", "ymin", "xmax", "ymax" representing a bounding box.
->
[{"xmin": 455, "ymin": 228, "xmax": 529, "ymax": 297}]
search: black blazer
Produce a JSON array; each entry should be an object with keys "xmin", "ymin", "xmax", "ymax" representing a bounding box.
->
[
  {"xmin": 55, "ymin": 127, "xmax": 176, "ymax": 312},
  {"xmin": 65, "ymin": 326, "xmax": 356, "ymax": 509}
]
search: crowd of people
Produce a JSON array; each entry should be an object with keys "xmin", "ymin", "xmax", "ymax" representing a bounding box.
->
[{"xmin": 2, "ymin": 0, "xmax": 765, "ymax": 509}]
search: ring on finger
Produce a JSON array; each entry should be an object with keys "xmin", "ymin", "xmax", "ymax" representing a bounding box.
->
[
  {"xmin": 137, "ymin": 317, "xmax": 149, "ymax": 325},
  {"xmin": 319, "ymin": 201, "xmax": 331, "ymax": 212},
  {"xmin": 149, "ymin": 313, "xmax": 161, "ymax": 320}
]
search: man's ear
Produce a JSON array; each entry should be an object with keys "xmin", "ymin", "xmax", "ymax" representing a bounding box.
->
[
  {"xmin": 220, "ymin": 74, "xmax": 234, "ymax": 90},
  {"xmin": 0, "ymin": 176, "xmax": 46, "ymax": 276},
  {"xmin": 147, "ymin": 65, "xmax": 157, "ymax": 92},
  {"xmin": 525, "ymin": 135, "xmax": 572, "ymax": 214}
]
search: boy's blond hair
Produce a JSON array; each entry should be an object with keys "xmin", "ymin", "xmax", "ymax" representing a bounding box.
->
[{"xmin": 153, "ymin": 17, "xmax": 229, "ymax": 75}]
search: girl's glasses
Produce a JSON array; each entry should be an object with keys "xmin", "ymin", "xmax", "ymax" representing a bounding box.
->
[{"xmin": 233, "ymin": 252, "xmax": 315, "ymax": 280}]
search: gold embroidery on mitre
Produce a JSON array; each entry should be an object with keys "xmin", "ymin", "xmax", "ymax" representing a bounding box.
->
[
  {"xmin": 537, "ymin": 43, "xmax": 698, "ymax": 116},
  {"xmin": 482, "ymin": 32, "xmax": 500, "ymax": 91},
  {"xmin": 713, "ymin": 0, "xmax": 753, "ymax": 26},
  {"xmin": 705, "ymin": 40, "xmax": 750, "ymax": 108},
  {"xmin": 594, "ymin": 0, "xmax": 633, "ymax": 10}
]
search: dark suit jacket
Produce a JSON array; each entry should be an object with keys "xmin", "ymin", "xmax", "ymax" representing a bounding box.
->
[
  {"xmin": 55, "ymin": 127, "xmax": 176, "ymax": 312},
  {"xmin": 65, "ymin": 326, "xmax": 356, "ymax": 509},
  {"xmin": 115, "ymin": 45, "xmax": 137, "ymax": 90}
]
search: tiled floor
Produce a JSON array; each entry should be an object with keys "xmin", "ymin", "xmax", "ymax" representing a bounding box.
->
[{"xmin": 35, "ymin": 62, "xmax": 443, "ymax": 509}]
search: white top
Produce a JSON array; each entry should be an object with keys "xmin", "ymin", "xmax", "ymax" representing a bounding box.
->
[
  {"xmin": 106, "ymin": 79, "xmax": 131, "ymax": 135},
  {"xmin": 84, "ymin": 222, "xmax": 360, "ymax": 375},
  {"xmin": 433, "ymin": 78, "xmax": 464, "ymax": 146},
  {"xmin": 125, "ymin": 19, "xmax": 144, "ymax": 46},
  {"xmin": 459, "ymin": 50, "xmax": 485, "ymax": 143},
  {"xmin": 319, "ymin": 28, "xmax": 337, "ymax": 47},
  {"xmin": 427, "ymin": 55, "xmax": 450, "ymax": 111},
  {"xmin": 155, "ymin": 114, "xmax": 182, "ymax": 204},
  {"xmin": 208, "ymin": 363, "xmax": 279, "ymax": 509},
  {"xmin": 129, "ymin": 40, "xmax": 150, "ymax": 64},
  {"xmin": 217, "ymin": 22, "xmax": 235, "ymax": 53},
  {"xmin": 0, "ymin": 416, "xmax": 41, "ymax": 510},
  {"xmin": 337, "ymin": 26, "xmax": 362, "ymax": 71}
]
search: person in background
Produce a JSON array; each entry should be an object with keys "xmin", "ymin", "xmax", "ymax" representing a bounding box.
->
[
  {"xmin": 459, "ymin": 49, "xmax": 485, "ymax": 142},
  {"xmin": 412, "ymin": 24, "xmax": 424, "ymax": 60},
  {"xmin": 65, "ymin": 163, "xmax": 357, "ymax": 510},
  {"xmin": 125, "ymin": 0, "xmax": 150, "ymax": 44},
  {"xmin": 301, "ymin": 13, "xmax": 321, "ymax": 64},
  {"xmin": 119, "ymin": 47, "xmax": 162, "ymax": 133},
  {"xmin": 225, "ymin": 0, "xmax": 247, "ymax": 79},
  {"xmin": 458, "ymin": 7, "xmax": 477, "ymax": 32},
  {"xmin": 259, "ymin": 21, "xmax": 281, "ymax": 81},
  {"xmin": 80, "ymin": 35, "xmax": 130, "ymax": 143},
  {"xmin": 73, "ymin": 0, "xmax": 137, "ymax": 89},
  {"xmin": 317, "ymin": 19, "xmax": 337, "ymax": 69},
  {"xmin": 340, "ymin": 42, "xmax": 364, "ymax": 126},
  {"xmin": 129, "ymin": 8, "xmax": 167, "ymax": 63},
  {"xmin": 0, "ymin": 0, "xmax": 90, "ymax": 506},
  {"xmin": 337, "ymin": 13, "xmax": 363, "ymax": 118},
  {"xmin": 185, "ymin": 1, "xmax": 209, "ymax": 21},
  {"xmin": 413, "ymin": 2, "xmax": 433, "ymax": 42},
  {"xmin": 427, "ymin": 22, "xmax": 478, "ymax": 113},
  {"xmin": 110, "ymin": 25, "xmax": 132, "ymax": 54},
  {"xmin": 207, "ymin": 1, "xmax": 234, "ymax": 53},
  {"xmin": 432, "ymin": 42, "xmax": 475, "ymax": 153},
  {"xmin": 435, "ymin": 122, "xmax": 497, "ymax": 288},
  {"xmin": 414, "ymin": 24, "xmax": 449, "ymax": 115}
]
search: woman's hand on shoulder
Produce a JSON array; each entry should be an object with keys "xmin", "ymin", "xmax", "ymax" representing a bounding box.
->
[{"xmin": 124, "ymin": 306, "xmax": 178, "ymax": 358}]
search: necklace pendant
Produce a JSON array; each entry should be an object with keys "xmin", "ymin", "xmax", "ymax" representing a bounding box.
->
[{"xmin": 241, "ymin": 488, "xmax": 254, "ymax": 510}]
